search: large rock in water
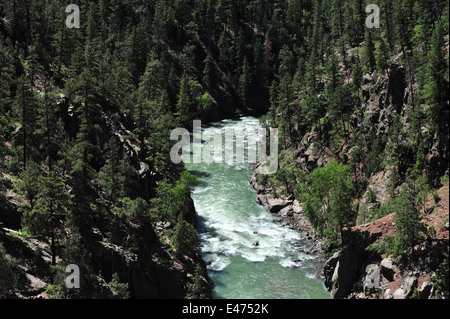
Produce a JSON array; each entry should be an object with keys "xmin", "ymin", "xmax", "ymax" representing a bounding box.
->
[
  {"xmin": 255, "ymin": 194, "xmax": 290, "ymax": 213},
  {"xmin": 279, "ymin": 205, "xmax": 293, "ymax": 217},
  {"xmin": 268, "ymin": 198, "xmax": 290, "ymax": 213}
]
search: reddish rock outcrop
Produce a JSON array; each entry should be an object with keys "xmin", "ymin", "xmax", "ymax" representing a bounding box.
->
[{"xmin": 324, "ymin": 185, "xmax": 449, "ymax": 299}]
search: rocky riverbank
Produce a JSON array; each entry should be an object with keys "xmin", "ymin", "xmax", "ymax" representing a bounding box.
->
[
  {"xmin": 250, "ymin": 165, "xmax": 449, "ymax": 299},
  {"xmin": 0, "ymin": 107, "xmax": 211, "ymax": 299},
  {"xmin": 249, "ymin": 163, "xmax": 327, "ymax": 265}
]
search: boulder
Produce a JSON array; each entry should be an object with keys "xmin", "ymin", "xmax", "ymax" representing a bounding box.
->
[
  {"xmin": 292, "ymin": 203, "xmax": 303, "ymax": 215},
  {"xmin": 324, "ymin": 252, "xmax": 340, "ymax": 291},
  {"xmin": 267, "ymin": 197, "xmax": 290, "ymax": 213},
  {"xmin": 205, "ymin": 260, "xmax": 214, "ymax": 266},
  {"xmin": 23, "ymin": 273, "xmax": 47, "ymax": 296},
  {"xmin": 419, "ymin": 280, "xmax": 433, "ymax": 299},
  {"xmin": 380, "ymin": 258, "xmax": 396, "ymax": 282},
  {"xmin": 364, "ymin": 264, "xmax": 381, "ymax": 290},
  {"xmin": 279, "ymin": 205, "xmax": 293, "ymax": 217},
  {"xmin": 393, "ymin": 288, "xmax": 406, "ymax": 299},
  {"xmin": 403, "ymin": 276, "xmax": 418, "ymax": 298},
  {"xmin": 331, "ymin": 262, "xmax": 340, "ymax": 289},
  {"xmin": 384, "ymin": 288, "xmax": 393, "ymax": 299},
  {"xmin": 256, "ymin": 194, "xmax": 269, "ymax": 208},
  {"xmin": 256, "ymin": 194, "xmax": 290, "ymax": 213}
]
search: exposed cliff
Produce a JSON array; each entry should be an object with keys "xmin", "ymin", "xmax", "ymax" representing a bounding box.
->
[
  {"xmin": 324, "ymin": 182, "xmax": 449, "ymax": 299},
  {"xmin": 0, "ymin": 105, "xmax": 211, "ymax": 299},
  {"xmin": 0, "ymin": 173, "xmax": 210, "ymax": 300},
  {"xmin": 251, "ymin": 48, "xmax": 449, "ymax": 298}
]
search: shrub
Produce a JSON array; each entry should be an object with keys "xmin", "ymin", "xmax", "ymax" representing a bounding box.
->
[
  {"xmin": 108, "ymin": 273, "xmax": 130, "ymax": 299},
  {"xmin": 0, "ymin": 243, "xmax": 18, "ymax": 292}
]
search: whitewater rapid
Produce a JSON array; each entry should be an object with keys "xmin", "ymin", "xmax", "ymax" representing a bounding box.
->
[{"xmin": 184, "ymin": 117, "xmax": 330, "ymax": 299}]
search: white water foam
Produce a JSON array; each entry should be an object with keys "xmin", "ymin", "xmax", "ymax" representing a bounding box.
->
[{"xmin": 186, "ymin": 117, "xmax": 330, "ymax": 298}]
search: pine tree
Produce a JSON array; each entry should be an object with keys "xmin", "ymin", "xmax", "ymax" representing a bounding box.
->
[
  {"xmin": 24, "ymin": 173, "xmax": 71, "ymax": 265},
  {"xmin": 363, "ymin": 29, "xmax": 376, "ymax": 72},
  {"xmin": 177, "ymin": 72, "xmax": 194, "ymax": 127},
  {"xmin": 203, "ymin": 53, "xmax": 217, "ymax": 90},
  {"xmin": 0, "ymin": 40, "xmax": 14, "ymax": 158},
  {"xmin": 217, "ymin": 31, "xmax": 232, "ymax": 74},
  {"xmin": 134, "ymin": 56, "xmax": 164, "ymax": 140},
  {"xmin": 13, "ymin": 75, "xmax": 38, "ymax": 169},
  {"xmin": 393, "ymin": 175, "xmax": 429, "ymax": 256},
  {"xmin": 380, "ymin": 0, "xmax": 395, "ymax": 48},
  {"xmin": 351, "ymin": 53, "xmax": 363, "ymax": 94},
  {"xmin": 394, "ymin": 0, "xmax": 414, "ymax": 56},
  {"xmin": 185, "ymin": 264, "xmax": 209, "ymax": 299},
  {"xmin": 172, "ymin": 214, "xmax": 198, "ymax": 258},
  {"xmin": 301, "ymin": 161, "xmax": 355, "ymax": 247},
  {"xmin": 268, "ymin": 79, "xmax": 278, "ymax": 126},
  {"xmin": 422, "ymin": 20, "xmax": 449, "ymax": 152},
  {"xmin": 238, "ymin": 57, "xmax": 252, "ymax": 108},
  {"xmin": 17, "ymin": 160, "xmax": 42, "ymax": 210},
  {"xmin": 0, "ymin": 39, "xmax": 14, "ymax": 114},
  {"xmin": 375, "ymin": 31, "xmax": 392, "ymax": 72},
  {"xmin": 324, "ymin": 49, "xmax": 341, "ymax": 94},
  {"xmin": 108, "ymin": 273, "xmax": 130, "ymax": 299},
  {"xmin": 36, "ymin": 82, "xmax": 65, "ymax": 171},
  {"xmin": 146, "ymin": 90, "xmax": 178, "ymax": 175},
  {"xmin": 97, "ymin": 137, "xmax": 126, "ymax": 203},
  {"xmin": 277, "ymin": 73, "xmax": 293, "ymax": 148},
  {"xmin": 324, "ymin": 49, "xmax": 354, "ymax": 143},
  {"xmin": 71, "ymin": 68, "xmax": 102, "ymax": 190}
]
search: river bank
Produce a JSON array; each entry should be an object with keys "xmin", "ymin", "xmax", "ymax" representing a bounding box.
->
[
  {"xmin": 249, "ymin": 162, "xmax": 328, "ymax": 274},
  {"xmin": 186, "ymin": 116, "xmax": 330, "ymax": 299}
]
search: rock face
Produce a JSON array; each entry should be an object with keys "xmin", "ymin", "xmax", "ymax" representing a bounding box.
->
[
  {"xmin": 323, "ymin": 213, "xmax": 449, "ymax": 299},
  {"xmin": 0, "ymin": 229, "xmax": 49, "ymax": 299},
  {"xmin": 86, "ymin": 192, "xmax": 209, "ymax": 299},
  {"xmin": 1, "ymin": 107, "xmax": 211, "ymax": 299},
  {"xmin": 380, "ymin": 258, "xmax": 395, "ymax": 282},
  {"xmin": 250, "ymin": 165, "xmax": 326, "ymax": 258},
  {"xmin": 183, "ymin": 194, "xmax": 198, "ymax": 227},
  {"xmin": 88, "ymin": 240, "xmax": 184, "ymax": 299},
  {"xmin": 0, "ymin": 195, "xmax": 210, "ymax": 299},
  {"xmin": 324, "ymin": 179, "xmax": 449, "ymax": 299},
  {"xmin": 324, "ymin": 226, "xmax": 382, "ymax": 298},
  {"xmin": 0, "ymin": 174, "xmax": 23, "ymax": 229}
]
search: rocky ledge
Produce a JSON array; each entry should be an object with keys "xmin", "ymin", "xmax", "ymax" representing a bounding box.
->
[
  {"xmin": 249, "ymin": 163, "xmax": 325, "ymax": 259},
  {"xmin": 324, "ymin": 183, "xmax": 449, "ymax": 299},
  {"xmin": 250, "ymin": 162, "xmax": 449, "ymax": 299}
]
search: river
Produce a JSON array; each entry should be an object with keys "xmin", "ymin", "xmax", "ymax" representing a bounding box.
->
[{"xmin": 184, "ymin": 116, "xmax": 330, "ymax": 299}]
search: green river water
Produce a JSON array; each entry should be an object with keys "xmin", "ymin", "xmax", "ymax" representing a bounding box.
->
[{"xmin": 184, "ymin": 116, "xmax": 331, "ymax": 299}]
